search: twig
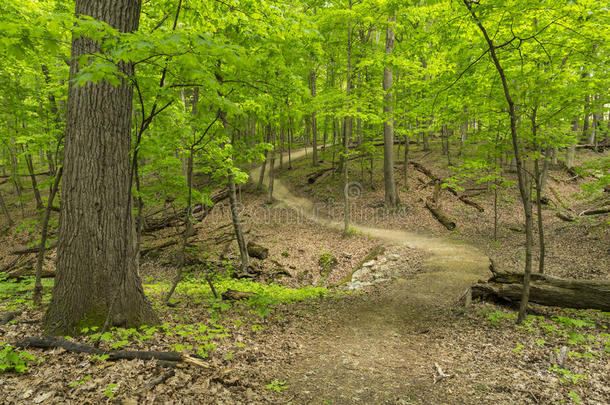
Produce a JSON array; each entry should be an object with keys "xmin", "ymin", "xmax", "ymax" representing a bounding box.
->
[
  {"xmin": 433, "ymin": 362, "xmax": 453, "ymax": 384},
  {"xmin": 136, "ymin": 370, "xmax": 175, "ymax": 395}
]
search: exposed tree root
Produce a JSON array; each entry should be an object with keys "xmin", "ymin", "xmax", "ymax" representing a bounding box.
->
[{"xmin": 13, "ymin": 336, "xmax": 209, "ymax": 367}]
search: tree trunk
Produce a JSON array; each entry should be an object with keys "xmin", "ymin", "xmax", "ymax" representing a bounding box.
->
[
  {"xmin": 257, "ymin": 124, "xmax": 270, "ymax": 190},
  {"xmin": 23, "ymin": 148, "xmax": 44, "ymax": 210},
  {"xmin": 471, "ymin": 264, "xmax": 610, "ymax": 312},
  {"xmin": 464, "ymin": 0, "xmax": 534, "ymax": 324},
  {"xmin": 0, "ymin": 189, "xmax": 13, "ymax": 227},
  {"xmin": 34, "ymin": 168, "xmax": 63, "ymax": 306},
  {"xmin": 43, "ymin": 0, "xmax": 157, "ymax": 335},
  {"xmin": 383, "ymin": 14, "xmax": 399, "ymax": 209},
  {"xmin": 229, "ymin": 174, "xmax": 250, "ymax": 276},
  {"xmin": 310, "ymin": 70, "xmax": 318, "ymax": 167},
  {"xmin": 403, "ymin": 129, "xmax": 410, "ymax": 189},
  {"xmin": 267, "ymin": 125, "xmax": 275, "ymax": 204},
  {"xmin": 532, "ymin": 108, "xmax": 545, "ymax": 275},
  {"xmin": 343, "ymin": 0, "xmax": 353, "ymax": 236}
]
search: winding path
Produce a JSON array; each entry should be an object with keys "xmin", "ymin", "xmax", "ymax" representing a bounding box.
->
[{"xmin": 252, "ymin": 148, "xmax": 491, "ymax": 404}]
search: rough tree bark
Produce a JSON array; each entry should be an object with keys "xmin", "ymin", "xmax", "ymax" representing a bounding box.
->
[
  {"xmin": 383, "ymin": 14, "xmax": 400, "ymax": 209},
  {"xmin": 43, "ymin": 0, "xmax": 157, "ymax": 335}
]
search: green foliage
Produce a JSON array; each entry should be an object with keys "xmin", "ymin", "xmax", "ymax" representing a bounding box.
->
[
  {"xmin": 484, "ymin": 310, "xmax": 517, "ymax": 326},
  {"xmin": 0, "ymin": 276, "xmax": 54, "ymax": 311},
  {"xmin": 105, "ymin": 383, "xmax": 118, "ymax": 399},
  {"xmin": 69, "ymin": 374, "xmax": 92, "ymax": 387},
  {"xmin": 0, "ymin": 343, "xmax": 37, "ymax": 373},
  {"xmin": 549, "ymin": 365, "xmax": 588, "ymax": 385},
  {"xmin": 317, "ymin": 251, "xmax": 338, "ymax": 278},
  {"xmin": 265, "ymin": 380, "xmax": 289, "ymax": 393},
  {"xmin": 568, "ymin": 391, "xmax": 581, "ymax": 403}
]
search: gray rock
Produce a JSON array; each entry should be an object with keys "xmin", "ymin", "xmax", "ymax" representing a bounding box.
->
[
  {"xmin": 351, "ymin": 268, "xmax": 371, "ymax": 282},
  {"xmin": 362, "ymin": 260, "xmax": 376, "ymax": 267},
  {"xmin": 387, "ymin": 254, "xmax": 400, "ymax": 261},
  {"xmin": 348, "ymin": 281, "xmax": 373, "ymax": 291}
]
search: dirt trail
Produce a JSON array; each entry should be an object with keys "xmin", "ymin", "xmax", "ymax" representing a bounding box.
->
[{"xmin": 252, "ymin": 150, "xmax": 491, "ymax": 403}]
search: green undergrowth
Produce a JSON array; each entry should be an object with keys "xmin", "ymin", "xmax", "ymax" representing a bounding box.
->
[
  {"xmin": 144, "ymin": 277, "xmax": 331, "ymax": 317},
  {"xmin": 71, "ymin": 276, "xmax": 333, "ymax": 360},
  {"xmin": 480, "ymin": 307, "xmax": 609, "ymax": 352},
  {"xmin": 478, "ymin": 306, "xmax": 609, "ymax": 403},
  {"xmin": 0, "ymin": 343, "xmax": 39, "ymax": 374},
  {"xmin": 0, "ymin": 274, "xmax": 54, "ymax": 311},
  {"xmin": 1, "ymin": 272, "xmax": 333, "ymax": 363}
]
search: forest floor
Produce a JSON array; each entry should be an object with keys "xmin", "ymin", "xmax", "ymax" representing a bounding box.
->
[{"xmin": 0, "ymin": 145, "xmax": 608, "ymax": 404}]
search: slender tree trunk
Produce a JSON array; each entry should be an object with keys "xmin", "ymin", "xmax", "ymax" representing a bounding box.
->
[
  {"xmin": 0, "ymin": 189, "xmax": 13, "ymax": 227},
  {"xmin": 44, "ymin": 0, "xmax": 157, "ymax": 335},
  {"xmin": 404, "ymin": 130, "xmax": 409, "ymax": 189},
  {"xmin": 229, "ymin": 173, "xmax": 250, "ymax": 276},
  {"xmin": 34, "ymin": 168, "xmax": 63, "ymax": 306},
  {"xmin": 267, "ymin": 125, "xmax": 275, "ymax": 204},
  {"xmin": 464, "ymin": 0, "xmax": 533, "ymax": 324},
  {"xmin": 166, "ymin": 88, "xmax": 198, "ymax": 305},
  {"xmin": 257, "ymin": 124, "xmax": 270, "ymax": 190},
  {"xmin": 343, "ymin": 0, "xmax": 353, "ymax": 236},
  {"xmin": 531, "ymin": 108, "xmax": 545, "ymax": 274},
  {"xmin": 383, "ymin": 14, "xmax": 399, "ymax": 209},
  {"xmin": 567, "ymin": 118, "xmax": 578, "ymax": 168},
  {"xmin": 279, "ymin": 126, "xmax": 284, "ymax": 170},
  {"xmin": 23, "ymin": 148, "xmax": 44, "ymax": 210},
  {"xmin": 310, "ymin": 70, "xmax": 318, "ymax": 167},
  {"xmin": 288, "ymin": 118, "xmax": 293, "ymax": 169}
]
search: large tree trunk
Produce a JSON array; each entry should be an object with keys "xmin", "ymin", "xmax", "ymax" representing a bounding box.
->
[
  {"xmin": 383, "ymin": 14, "xmax": 399, "ymax": 209},
  {"xmin": 471, "ymin": 262, "xmax": 610, "ymax": 312},
  {"xmin": 43, "ymin": 0, "xmax": 157, "ymax": 335}
]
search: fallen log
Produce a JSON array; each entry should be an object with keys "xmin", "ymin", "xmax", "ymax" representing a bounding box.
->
[
  {"xmin": 136, "ymin": 370, "xmax": 176, "ymax": 394},
  {"xmin": 144, "ymin": 189, "xmax": 230, "ymax": 233},
  {"xmin": 470, "ymin": 261, "xmax": 610, "ymax": 311},
  {"xmin": 221, "ymin": 289, "xmax": 258, "ymax": 301},
  {"xmin": 458, "ymin": 196, "xmax": 484, "ymax": 213},
  {"xmin": 307, "ymin": 167, "xmax": 333, "ymax": 184},
  {"xmin": 574, "ymin": 144, "xmax": 610, "ymax": 152},
  {"xmin": 0, "ymin": 310, "xmax": 23, "ymax": 325},
  {"xmin": 580, "ymin": 207, "xmax": 610, "ymax": 216},
  {"xmin": 6, "ymin": 268, "xmax": 55, "ymax": 280},
  {"xmin": 0, "ymin": 172, "xmax": 51, "ymax": 179},
  {"xmin": 10, "ymin": 243, "xmax": 57, "ymax": 256},
  {"xmin": 425, "ymin": 200, "xmax": 456, "ymax": 231},
  {"xmin": 410, "ymin": 161, "xmax": 484, "ymax": 212},
  {"xmin": 555, "ymin": 211, "xmax": 576, "ymax": 222},
  {"xmin": 140, "ymin": 240, "xmax": 179, "ymax": 256},
  {"xmin": 13, "ymin": 336, "xmax": 208, "ymax": 367}
]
